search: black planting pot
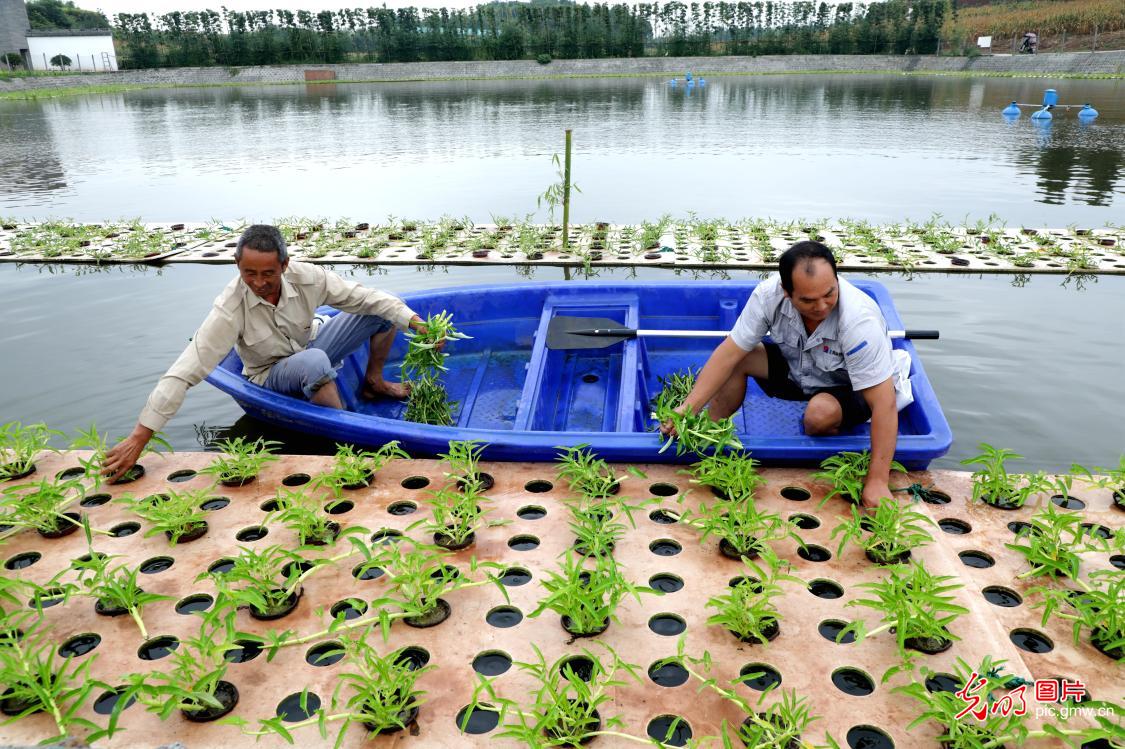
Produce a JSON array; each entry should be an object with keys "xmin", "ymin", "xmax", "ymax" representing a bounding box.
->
[
  {"xmin": 1092, "ymin": 628, "xmax": 1124, "ymax": 661},
  {"xmin": 405, "ymin": 598, "xmax": 451, "ymax": 629},
  {"xmin": 865, "ymin": 548, "xmax": 912, "ymax": 565},
  {"xmin": 905, "ymin": 634, "xmax": 953, "ymax": 654},
  {"xmin": 182, "ymin": 681, "xmax": 239, "ymax": 723},
  {"xmin": 741, "ymin": 714, "xmax": 801, "ymax": 749},
  {"xmin": 364, "ymin": 703, "xmax": 420, "ymax": 735},
  {"xmin": 982, "ymin": 493, "xmax": 1023, "ymax": 510},
  {"xmin": 168, "ymin": 521, "xmax": 209, "ymax": 544},
  {"xmin": 1113, "ymin": 490, "xmax": 1124, "ymax": 512},
  {"xmin": 719, "ymin": 537, "xmax": 761, "ymax": 560},
  {"xmin": 95, "ymin": 594, "xmax": 139, "ymax": 617},
  {"xmin": 456, "ymin": 473, "xmax": 494, "ymax": 493},
  {"xmin": 561, "ymin": 616, "xmax": 609, "ymax": 639},
  {"xmin": 220, "ymin": 475, "xmax": 256, "ymax": 488},
  {"xmin": 342, "ymin": 470, "xmax": 374, "ymax": 491},
  {"xmin": 1, "ymin": 463, "xmax": 35, "ymax": 481},
  {"xmin": 735, "ymin": 619, "xmax": 780, "ymax": 645},
  {"xmin": 0, "ymin": 690, "xmax": 43, "ymax": 717},
  {"xmin": 39, "ymin": 512, "xmax": 82, "ymax": 539},
  {"xmin": 545, "ymin": 704, "xmax": 601, "ymax": 745},
  {"xmin": 301, "ymin": 521, "xmax": 341, "ymax": 547},
  {"xmin": 434, "ymin": 530, "xmax": 475, "ymax": 551},
  {"xmin": 250, "ymin": 588, "xmax": 302, "ymax": 621}
]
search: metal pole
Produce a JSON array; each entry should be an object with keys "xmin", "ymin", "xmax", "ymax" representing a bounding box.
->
[
  {"xmin": 562, "ymin": 128, "xmax": 572, "ymax": 252},
  {"xmin": 1093, "ymin": 24, "xmax": 1097, "ymax": 52}
]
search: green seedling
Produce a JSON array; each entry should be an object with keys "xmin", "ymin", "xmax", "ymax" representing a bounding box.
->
[
  {"xmin": 71, "ymin": 553, "xmax": 171, "ymax": 638},
  {"xmin": 813, "ymin": 450, "xmax": 907, "ymax": 506},
  {"xmin": 311, "ymin": 442, "xmax": 408, "ymax": 499},
  {"xmin": 679, "ymin": 496, "xmax": 802, "ymax": 559},
  {"xmin": 118, "ymin": 487, "xmax": 211, "ymax": 545},
  {"xmin": 403, "ymin": 375, "xmax": 456, "ymax": 426},
  {"xmin": 0, "ymin": 477, "xmax": 84, "ymax": 537},
  {"xmin": 529, "ymin": 551, "xmax": 654, "ymax": 637},
  {"xmin": 687, "ymin": 450, "xmax": 766, "ymax": 502},
  {"xmin": 198, "ymin": 436, "xmax": 281, "ymax": 486},
  {"xmin": 649, "ymin": 369, "xmax": 698, "ymax": 419},
  {"xmin": 831, "ymin": 501, "xmax": 934, "ymax": 565},
  {"xmin": 401, "ymin": 311, "xmax": 470, "ymax": 379},
  {"xmin": 706, "ymin": 551, "xmax": 802, "ymax": 643},
  {"xmin": 374, "ymin": 539, "xmax": 506, "ymax": 626},
  {"xmin": 554, "ymin": 444, "xmax": 627, "ymax": 500},
  {"xmin": 1072, "ymin": 455, "xmax": 1125, "ymax": 506},
  {"xmin": 960, "ymin": 443, "xmax": 1050, "ymax": 508},
  {"xmin": 1032, "ymin": 569, "xmax": 1124, "ymax": 661},
  {"xmin": 1006, "ymin": 501, "xmax": 1106, "ymax": 580},
  {"xmin": 652, "ymin": 402, "xmax": 742, "ymax": 457},
  {"xmin": 201, "ymin": 544, "xmax": 323, "ymax": 619},
  {"xmin": 69, "ymin": 423, "xmax": 171, "ymax": 490},
  {"xmin": 438, "ymin": 439, "xmax": 489, "ymax": 493},
  {"xmin": 0, "ymin": 422, "xmax": 61, "ymax": 480},
  {"xmin": 411, "ymin": 486, "xmax": 503, "ymax": 549},
  {"xmin": 839, "ymin": 561, "xmax": 968, "ymax": 679},
  {"xmin": 270, "ymin": 487, "xmax": 368, "ymax": 547},
  {"xmin": 638, "ymin": 215, "xmax": 671, "ymax": 250},
  {"xmin": 568, "ymin": 495, "xmax": 632, "ymax": 558}
]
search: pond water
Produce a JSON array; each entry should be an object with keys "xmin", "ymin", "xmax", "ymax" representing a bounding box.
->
[
  {"xmin": 1, "ymin": 75, "xmax": 1122, "ymax": 224},
  {"xmin": 1, "ymin": 262, "xmax": 1121, "ymax": 473}
]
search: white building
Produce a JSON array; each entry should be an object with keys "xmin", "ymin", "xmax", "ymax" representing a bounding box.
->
[{"xmin": 26, "ymin": 29, "xmax": 118, "ymax": 71}]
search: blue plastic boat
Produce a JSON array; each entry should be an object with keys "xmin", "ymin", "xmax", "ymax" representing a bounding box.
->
[{"xmin": 206, "ymin": 281, "xmax": 952, "ymax": 467}]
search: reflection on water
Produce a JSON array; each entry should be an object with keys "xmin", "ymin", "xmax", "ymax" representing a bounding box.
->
[
  {"xmin": 0, "ymin": 75, "xmax": 1120, "ymax": 223},
  {"xmin": 1, "ymin": 262, "xmax": 1122, "ymax": 473}
]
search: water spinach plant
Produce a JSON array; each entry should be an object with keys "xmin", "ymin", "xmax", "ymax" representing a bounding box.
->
[
  {"xmin": 198, "ymin": 437, "xmax": 281, "ymax": 486},
  {"xmin": 311, "ymin": 441, "xmax": 408, "ymax": 499},
  {"xmin": 1032, "ymin": 569, "xmax": 1124, "ymax": 661},
  {"xmin": 960, "ymin": 443, "xmax": 1050, "ymax": 509},
  {"xmin": 813, "ymin": 450, "xmax": 906, "ymax": 506},
  {"xmin": 679, "ymin": 496, "xmax": 803, "ymax": 559},
  {"xmin": 0, "ymin": 477, "xmax": 84, "ymax": 538},
  {"xmin": 71, "ymin": 553, "xmax": 170, "ymax": 638},
  {"xmin": 832, "ymin": 501, "xmax": 934, "ymax": 565},
  {"xmin": 411, "ymin": 486, "xmax": 499, "ymax": 550},
  {"xmin": 687, "ymin": 450, "xmax": 766, "ymax": 502},
  {"xmin": 706, "ymin": 551, "xmax": 801, "ymax": 644},
  {"xmin": 439, "ymin": 439, "xmax": 491, "ymax": 493},
  {"xmin": 401, "ymin": 311, "xmax": 470, "ymax": 426},
  {"xmin": 118, "ymin": 487, "xmax": 211, "ymax": 544},
  {"xmin": 555, "ymin": 444, "xmax": 627, "ymax": 500},
  {"xmin": 0, "ymin": 422, "xmax": 61, "ymax": 480},
  {"xmin": 1005, "ymin": 500, "xmax": 1106, "ymax": 580},
  {"xmin": 653, "ymin": 402, "xmax": 742, "ymax": 457},
  {"xmin": 530, "ymin": 552, "xmax": 654, "ymax": 638},
  {"xmin": 269, "ymin": 487, "xmax": 366, "ymax": 547},
  {"xmin": 202, "ymin": 544, "xmax": 321, "ymax": 620}
]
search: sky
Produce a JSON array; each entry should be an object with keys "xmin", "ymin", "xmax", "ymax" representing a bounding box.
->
[{"xmin": 73, "ymin": 0, "xmax": 483, "ymax": 16}]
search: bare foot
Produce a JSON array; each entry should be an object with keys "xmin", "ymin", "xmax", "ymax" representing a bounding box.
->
[{"xmin": 362, "ymin": 379, "xmax": 411, "ymax": 400}]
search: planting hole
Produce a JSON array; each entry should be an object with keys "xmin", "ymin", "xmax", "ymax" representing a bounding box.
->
[
  {"xmin": 649, "ymin": 574, "xmax": 684, "ymax": 593},
  {"xmin": 472, "ymin": 651, "xmax": 512, "ymax": 676},
  {"xmin": 59, "ymin": 633, "xmax": 100, "ymax": 658},
  {"xmin": 648, "ymin": 614, "xmax": 687, "ymax": 636},
  {"xmin": 1051, "ymin": 494, "xmax": 1085, "ymax": 510},
  {"xmin": 175, "ymin": 594, "xmax": 214, "ymax": 615},
  {"xmin": 650, "ymin": 483, "xmax": 679, "ymax": 497},
  {"xmin": 846, "ymin": 725, "xmax": 894, "ymax": 749},
  {"xmin": 283, "ymin": 560, "xmax": 315, "ymax": 579},
  {"xmin": 1081, "ymin": 523, "xmax": 1113, "ymax": 540},
  {"xmin": 236, "ymin": 526, "xmax": 268, "ymax": 542},
  {"xmin": 306, "ymin": 642, "xmax": 344, "ymax": 667},
  {"xmin": 920, "ymin": 489, "xmax": 952, "ymax": 505},
  {"xmin": 394, "ymin": 646, "xmax": 430, "ymax": 670},
  {"xmin": 456, "ymin": 705, "xmax": 499, "ymax": 734},
  {"xmin": 1110, "ymin": 555, "xmax": 1125, "ymax": 570},
  {"xmin": 729, "ymin": 576, "xmax": 764, "ymax": 592},
  {"xmin": 387, "ymin": 501, "xmax": 416, "ymax": 516},
  {"xmin": 485, "ymin": 606, "xmax": 522, "ymax": 628},
  {"xmin": 30, "ymin": 587, "xmax": 66, "ymax": 609},
  {"xmin": 798, "ymin": 544, "xmax": 832, "ymax": 562},
  {"xmin": 259, "ymin": 498, "xmax": 281, "ymax": 512},
  {"xmin": 110, "ymin": 522, "xmax": 140, "ymax": 538},
  {"xmin": 80, "ymin": 493, "xmax": 111, "ymax": 508},
  {"xmin": 276, "ymin": 692, "xmax": 321, "ymax": 722},
  {"xmin": 508, "ymin": 534, "xmax": 540, "ymax": 551},
  {"xmin": 524, "ymin": 480, "xmax": 553, "ymax": 493},
  {"xmin": 401, "ymin": 476, "xmax": 429, "ymax": 490},
  {"xmin": 647, "ymin": 715, "xmax": 693, "ymax": 746},
  {"xmin": 201, "ymin": 496, "xmax": 230, "ymax": 511},
  {"xmin": 781, "ymin": 486, "xmax": 811, "ymax": 501},
  {"xmin": 924, "ymin": 673, "xmax": 962, "ymax": 693},
  {"xmin": 648, "ymin": 660, "xmax": 689, "ymax": 687},
  {"xmin": 983, "ymin": 586, "xmax": 1022, "ymax": 607},
  {"xmin": 430, "ymin": 564, "xmax": 460, "ymax": 580},
  {"xmin": 517, "ymin": 505, "xmax": 547, "ymax": 520},
  {"xmin": 325, "ymin": 499, "xmax": 353, "ymax": 515},
  {"xmin": 75, "ymin": 551, "xmax": 107, "ymax": 564},
  {"xmin": 1008, "ymin": 521, "xmax": 1036, "ymax": 536},
  {"xmin": 225, "ymin": 639, "xmax": 262, "ymax": 663},
  {"xmin": 1010, "ymin": 628, "xmax": 1053, "ymax": 653},
  {"xmin": 559, "ymin": 656, "xmax": 596, "ymax": 682},
  {"xmin": 832, "ymin": 668, "xmax": 875, "ymax": 696},
  {"xmin": 208, "ymin": 558, "xmax": 235, "ymax": 575},
  {"xmin": 93, "ymin": 688, "xmax": 135, "ymax": 715},
  {"xmin": 808, "ymin": 579, "xmax": 844, "ymax": 599},
  {"xmin": 739, "ymin": 663, "xmax": 782, "ymax": 691},
  {"xmin": 167, "ymin": 469, "xmax": 196, "ymax": 483},
  {"xmin": 819, "ymin": 620, "xmax": 856, "ymax": 644},
  {"xmin": 959, "ymin": 550, "xmax": 994, "ymax": 568},
  {"xmin": 352, "ymin": 563, "xmax": 384, "ymax": 580},
  {"xmin": 138, "ymin": 635, "xmax": 179, "ymax": 660},
  {"xmin": 5, "ymin": 552, "xmax": 40, "ymax": 570},
  {"xmin": 939, "ymin": 519, "xmax": 971, "ymax": 535},
  {"xmin": 56, "ymin": 467, "xmax": 85, "ymax": 481},
  {"xmin": 791, "ymin": 513, "xmax": 820, "ymax": 530},
  {"xmin": 371, "ymin": 529, "xmax": 403, "ymax": 545},
  {"xmin": 114, "ymin": 465, "xmax": 145, "ymax": 484},
  {"xmin": 282, "ymin": 473, "xmax": 310, "ymax": 487},
  {"xmin": 331, "ymin": 599, "xmax": 368, "ymax": 620},
  {"xmin": 139, "ymin": 556, "xmax": 174, "ymax": 574},
  {"xmin": 143, "ymin": 493, "xmax": 170, "ymax": 505},
  {"xmin": 649, "ymin": 509, "xmax": 678, "ymax": 524},
  {"xmin": 650, "ymin": 539, "xmax": 682, "ymax": 556},
  {"xmin": 500, "ymin": 567, "xmax": 531, "ymax": 586}
]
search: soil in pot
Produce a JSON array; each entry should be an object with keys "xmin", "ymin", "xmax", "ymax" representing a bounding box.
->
[
  {"xmin": 182, "ymin": 681, "xmax": 239, "ymax": 723},
  {"xmin": 301, "ymin": 521, "xmax": 341, "ymax": 547},
  {"xmin": 562, "ymin": 616, "xmax": 609, "ymax": 640},
  {"xmin": 719, "ymin": 537, "xmax": 762, "ymax": 560},
  {"xmin": 39, "ymin": 512, "xmax": 82, "ymax": 539},
  {"xmin": 905, "ymin": 634, "xmax": 954, "ymax": 654},
  {"xmin": 168, "ymin": 521, "xmax": 209, "ymax": 544},
  {"xmin": 364, "ymin": 703, "xmax": 420, "ymax": 735},
  {"xmin": 404, "ymin": 598, "xmax": 451, "ymax": 628},
  {"xmin": 434, "ymin": 530, "xmax": 474, "ymax": 551},
  {"xmin": 250, "ymin": 589, "xmax": 302, "ymax": 621},
  {"xmin": 95, "ymin": 592, "xmax": 142, "ymax": 617},
  {"xmin": 734, "ymin": 619, "xmax": 780, "ymax": 645},
  {"xmin": 456, "ymin": 473, "xmax": 494, "ymax": 492},
  {"xmin": 220, "ymin": 475, "xmax": 256, "ymax": 488},
  {"xmin": 981, "ymin": 493, "xmax": 1023, "ymax": 510},
  {"xmin": 865, "ymin": 548, "xmax": 912, "ymax": 565}
]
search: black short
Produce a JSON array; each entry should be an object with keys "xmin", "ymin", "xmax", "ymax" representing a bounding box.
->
[{"xmin": 753, "ymin": 343, "xmax": 872, "ymax": 430}]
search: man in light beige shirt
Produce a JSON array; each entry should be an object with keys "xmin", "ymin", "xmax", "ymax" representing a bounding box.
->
[{"xmin": 103, "ymin": 224, "xmax": 430, "ymax": 481}]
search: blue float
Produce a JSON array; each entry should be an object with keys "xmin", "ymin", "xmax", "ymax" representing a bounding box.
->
[
  {"xmin": 1030, "ymin": 107, "xmax": 1053, "ymax": 121},
  {"xmin": 1078, "ymin": 103, "xmax": 1099, "ymax": 119},
  {"xmin": 1001, "ymin": 88, "xmax": 1097, "ymax": 120},
  {"xmin": 1002, "ymin": 101, "xmax": 1021, "ymax": 117}
]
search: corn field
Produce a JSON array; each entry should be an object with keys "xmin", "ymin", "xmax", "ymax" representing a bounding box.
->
[{"xmin": 948, "ymin": 0, "xmax": 1125, "ymax": 39}]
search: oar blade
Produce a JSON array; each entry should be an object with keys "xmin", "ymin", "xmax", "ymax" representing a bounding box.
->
[{"xmin": 546, "ymin": 316, "xmax": 631, "ymax": 350}]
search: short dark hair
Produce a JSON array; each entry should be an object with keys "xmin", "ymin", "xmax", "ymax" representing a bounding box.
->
[
  {"xmin": 235, "ymin": 224, "xmax": 288, "ymax": 263},
  {"xmin": 779, "ymin": 240, "xmax": 837, "ymax": 294}
]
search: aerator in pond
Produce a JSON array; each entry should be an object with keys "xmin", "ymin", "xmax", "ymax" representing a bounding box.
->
[{"xmin": 1001, "ymin": 88, "xmax": 1098, "ymax": 120}]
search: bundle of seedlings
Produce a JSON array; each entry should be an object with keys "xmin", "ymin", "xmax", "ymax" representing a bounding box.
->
[
  {"xmin": 706, "ymin": 551, "xmax": 801, "ymax": 644},
  {"xmin": 118, "ymin": 487, "xmax": 211, "ymax": 544},
  {"xmin": 653, "ymin": 402, "xmax": 742, "ymax": 457},
  {"xmin": 0, "ymin": 616, "xmax": 115, "ymax": 742},
  {"xmin": 894, "ymin": 655, "xmax": 1118, "ymax": 749},
  {"xmin": 123, "ymin": 602, "xmax": 243, "ymax": 722},
  {"xmin": 959, "ymin": 443, "xmax": 1051, "ymax": 510},
  {"xmin": 679, "ymin": 496, "xmax": 803, "ymax": 560},
  {"xmin": 530, "ymin": 552, "xmax": 653, "ymax": 639},
  {"xmin": 1072, "ymin": 455, "xmax": 1125, "ymax": 510},
  {"xmin": 202, "ymin": 544, "xmax": 325, "ymax": 621},
  {"xmin": 198, "ymin": 436, "xmax": 281, "ymax": 487},
  {"xmin": 1032, "ymin": 569, "xmax": 1124, "ymax": 661},
  {"xmin": 375, "ymin": 539, "xmax": 506, "ymax": 628},
  {"xmin": 411, "ymin": 486, "xmax": 506, "ymax": 551},
  {"xmin": 812, "ymin": 450, "xmax": 907, "ymax": 506},
  {"xmin": 439, "ymin": 439, "xmax": 493, "ymax": 493},
  {"xmin": 555, "ymin": 444, "xmax": 629, "ymax": 500},
  {"xmin": 310, "ymin": 441, "xmax": 408, "ymax": 499},
  {"xmin": 71, "ymin": 552, "xmax": 170, "ymax": 637},
  {"xmin": 69, "ymin": 422, "xmax": 171, "ymax": 488},
  {"xmin": 0, "ymin": 476, "xmax": 85, "ymax": 539},
  {"xmin": 831, "ymin": 501, "xmax": 934, "ymax": 565},
  {"xmin": 402, "ymin": 311, "xmax": 470, "ymax": 426},
  {"xmin": 1006, "ymin": 500, "xmax": 1107, "ymax": 580},
  {"xmin": 468, "ymin": 644, "xmax": 645, "ymax": 746},
  {"xmin": 649, "ymin": 369, "xmax": 698, "ymax": 421},
  {"xmin": 838, "ymin": 561, "xmax": 969, "ymax": 671},
  {"xmin": 687, "ymin": 450, "xmax": 766, "ymax": 502},
  {"xmin": 268, "ymin": 487, "xmax": 369, "ymax": 547},
  {"xmin": 0, "ymin": 422, "xmax": 61, "ymax": 481}
]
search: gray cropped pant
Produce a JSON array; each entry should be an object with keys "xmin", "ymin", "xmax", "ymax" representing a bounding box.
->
[{"xmin": 263, "ymin": 312, "xmax": 393, "ymax": 399}]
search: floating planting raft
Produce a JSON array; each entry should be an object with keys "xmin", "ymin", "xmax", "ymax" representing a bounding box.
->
[
  {"xmin": 0, "ymin": 218, "xmax": 1123, "ymax": 275},
  {"xmin": 0, "ymin": 445, "xmax": 1121, "ymax": 748}
]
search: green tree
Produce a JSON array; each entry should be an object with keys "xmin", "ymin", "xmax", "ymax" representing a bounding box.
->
[{"xmin": 27, "ymin": 0, "xmax": 109, "ymax": 30}]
